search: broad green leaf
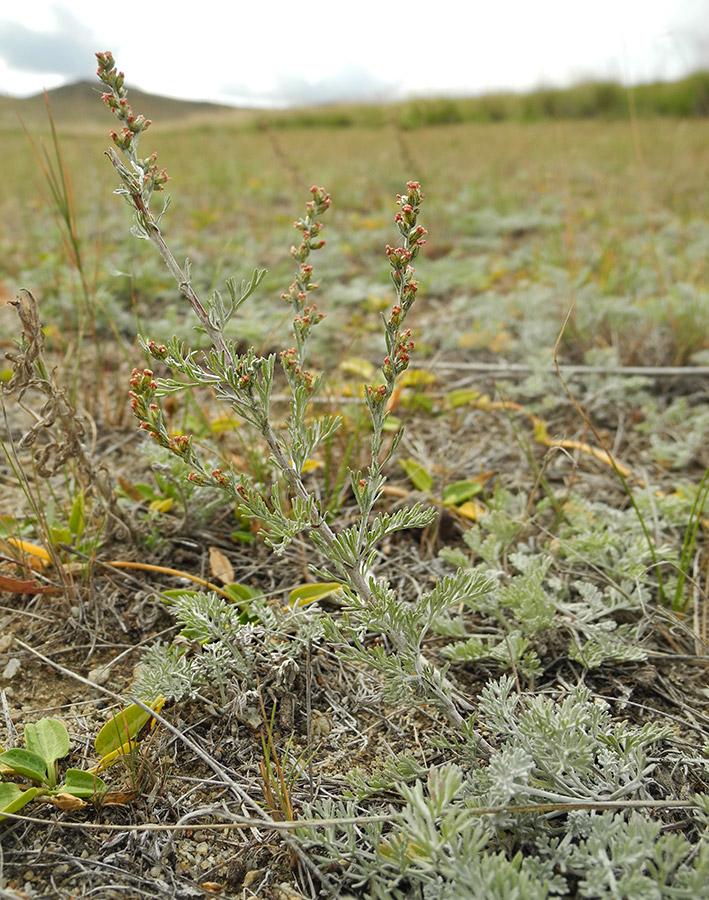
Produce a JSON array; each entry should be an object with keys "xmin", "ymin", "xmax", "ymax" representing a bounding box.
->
[
  {"xmin": 68, "ymin": 491, "xmax": 86, "ymax": 540},
  {"xmin": 397, "ymin": 369, "xmax": 437, "ymax": 388},
  {"xmin": 61, "ymin": 769, "xmax": 108, "ymax": 798},
  {"xmin": 94, "ymin": 698, "xmax": 166, "ymax": 759},
  {"xmin": 289, "ymin": 582, "xmax": 343, "ymax": 608},
  {"xmin": 399, "ymin": 458, "xmax": 434, "ymax": 493},
  {"xmin": 162, "ymin": 588, "xmax": 199, "ymax": 602},
  {"xmin": 339, "ymin": 357, "xmax": 377, "ymax": 380},
  {"xmin": 0, "ymin": 748, "xmax": 48, "ymax": 784},
  {"xmin": 442, "ymin": 480, "xmax": 484, "ymax": 506},
  {"xmin": 24, "ymin": 719, "xmax": 70, "ymax": 788},
  {"xmin": 49, "ymin": 526, "xmax": 72, "ymax": 546},
  {"xmin": 222, "ymin": 583, "xmax": 262, "ymax": 606},
  {"xmin": 0, "ymin": 783, "xmax": 38, "ymax": 821},
  {"xmin": 382, "ymin": 416, "xmax": 402, "ymax": 432},
  {"xmin": 24, "ymin": 719, "xmax": 70, "ymax": 765},
  {"xmin": 445, "ymin": 388, "xmax": 483, "ymax": 409}
]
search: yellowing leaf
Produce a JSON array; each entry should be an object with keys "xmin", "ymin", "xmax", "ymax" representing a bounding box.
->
[
  {"xmin": 455, "ymin": 500, "xmax": 487, "ymax": 521},
  {"xmin": 87, "ymin": 740, "xmax": 137, "ymax": 774},
  {"xmin": 209, "ymin": 413, "xmax": 241, "ymax": 434},
  {"xmin": 533, "ymin": 417, "xmax": 550, "ymax": 444},
  {"xmin": 6, "ymin": 538, "xmax": 51, "ymax": 566},
  {"xmin": 288, "ymin": 582, "xmax": 343, "ymax": 608},
  {"xmin": 397, "ymin": 369, "xmax": 437, "ymax": 388},
  {"xmin": 339, "ymin": 357, "xmax": 377, "ymax": 380},
  {"xmin": 94, "ymin": 698, "xmax": 166, "ymax": 761},
  {"xmin": 446, "ymin": 389, "xmax": 483, "ymax": 409},
  {"xmin": 300, "ymin": 458, "xmax": 323, "ymax": 473},
  {"xmin": 399, "ymin": 458, "xmax": 433, "ymax": 493},
  {"xmin": 149, "ymin": 497, "xmax": 173, "ymax": 514},
  {"xmin": 209, "ymin": 546, "xmax": 235, "ymax": 585},
  {"xmin": 442, "ymin": 480, "xmax": 483, "ymax": 506}
]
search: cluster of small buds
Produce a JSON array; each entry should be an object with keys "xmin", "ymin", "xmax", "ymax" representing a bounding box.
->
[
  {"xmin": 95, "ymin": 51, "xmax": 124, "ymax": 93},
  {"xmin": 96, "ymin": 50, "xmax": 169, "ymax": 191},
  {"xmin": 281, "ymin": 347, "xmax": 316, "ymax": 392},
  {"xmin": 187, "ymin": 468, "xmax": 230, "ymax": 487},
  {"xmin": 381, "ymin": 331, "xmax": 414, "ymax": 380},
  {"xmin": 146, "ymin": 340, "xmax": 169, "ymax": 360},
  {"xmin": 292, "ymin": 304, "xmax": 325, "ymax": 345},
  {"xmin": 289, "ymin": 186, "xmax": 330, "ymax": 265},
  {"xmin": 281, "ymin": 187, "xmax": 331, "ymax": 386},
  {"xmin": 378, "ymin": 183, "xmax": 426, "ymax": 390},
  {"xmin": 143, "ymin": 162, "xmax": 170, "ymax": 194},
  {"xmin": 129, "ymin": 367, "xmax": 169, "ymax": 448},
  {"xmin": 366, "ymin": 383, "xmax": 388, "ymax": 408},
  {"xmin": 307, "ymin": 184, "xmax": 332, "ymax": 216},
  {"xmin": 281, "ymin": 263, "xmax": 321, "ymax": 308},
  {"xmin": 393, "ymin": 182, "xmax": 427, "ymax": 263},
  {"xmin": 128, "ymin": 368, "xmax": 193, "ymax": 460},
  {"xmin": 168, "ymin": 433, "xmax": 193, "ymax": 458},
  {"xmin": 387, "ymin": 304, "xmax": 403, "ymax": 328}
]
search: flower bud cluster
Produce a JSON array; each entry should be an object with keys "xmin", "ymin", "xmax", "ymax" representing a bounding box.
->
[
  {"xmin": 129, "ymin": 367, "xmax": 192, "ymax": 459},
  {"xmin": 146, "ymin": 340, "xmax": 168, "ymax": 360},
  {"xmin": 281, "ymin": 187, "xmax": 331, "ymax": 391},
  {"xmin": 366, "ymin": 383, "xmax": 388, "ymax": 409},
  {"xmin": 381, "ymin": 330, "xmax": 415, "ymax": 381},
  {"xmin": 96, "ymin": 51, "xmax": 169, "ymax": 194},
  {"xmin": 289, "ymin": 186, "xmax": 330, "ymax": 267},
  {"xmin": 186, "ymin": 468, "xmax": 231, "ymax": 488},
  {"xmin": 292, "ymin": 304, "xmax": 325, "ymax": 345},
  {"xmin": 375, "ymin": 182, "xmax": 426, "ymax": 393},
  {"xmin": 281, "ymin": 263, "xmax": 319, "ymax": 307},
  {"xmin": 280, "ymin": 347, "xmax": 315, "ymax": 393}
]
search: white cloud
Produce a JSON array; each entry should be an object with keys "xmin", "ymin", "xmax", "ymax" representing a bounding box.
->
[{"xmin": 0, "ymin": 0, "xmax": 705, "ymax": 105}]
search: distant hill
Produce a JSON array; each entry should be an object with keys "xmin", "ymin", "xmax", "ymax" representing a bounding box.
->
[
  {"xmin": 0, "ymin": 80, "xmax": 253, "ymax": 131},
  {"xmin": 2, "ymin": 71, "xmax": 707, "ymax": 134}
]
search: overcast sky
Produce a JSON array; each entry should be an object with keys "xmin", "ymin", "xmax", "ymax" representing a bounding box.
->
[{"xmin": 0, "ymin": 1, "xmax": 707, "ymax": 107}]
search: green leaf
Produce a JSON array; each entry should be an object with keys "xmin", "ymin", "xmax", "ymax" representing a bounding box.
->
[
  {"xmin": 445, "ymin": 388, "xmax": 483, "ymax": 408},
  {"xmin": 398, "ymin": 369, "xmax": 437, "ymax": 388},
  {"xmin": 222, "ymin": 583, "xmax": 262, "ymax": 604},
  {"xmin": 162, "ymin": 588, "xmax": 199, "ymax": 602},
  {"xmin": 68, "ymin": 491, "xmax": 86, "ymax": 540},
  {"xmin": 0, "ymin": 783, "xmax": 39, "ymax": 820},
  {"xmin": 0, "ymin": 748, "xmax": 48, "ymax": 784},
  {"xmin": 23, "ymin": 719, "xmax": 70, "ymax": 789},
  {"xmin": 60, "ymin": 769, "xmax": 108, "ymax": 799},
  {"xmin": 442, "ymin": 480, "xmax": 483, "ymax": 506},
  {"xmin": 94, "ymin": 698, "xmax": 165, "ymax": 759},
  {"xmin": 49, "ymin": 525, "xmax": 72, "ymax": 546},
  {"xmin": 400, "ymin": 458, "xmax": 433, "ymax": 493},
  {"xmin": 289, "ymin": 582, "xmax": 343, "ymax": 607}
]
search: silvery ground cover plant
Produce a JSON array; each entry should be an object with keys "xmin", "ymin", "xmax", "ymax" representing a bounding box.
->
[{"xmin": 0, "ymin": 50, "xmax": 707, "ymax": 898}]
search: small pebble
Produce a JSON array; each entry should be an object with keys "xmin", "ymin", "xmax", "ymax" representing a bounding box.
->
[
  {"xmin": 2, "ymin": 658, "xmax": 21, "ymax": 680},
  {"xmin": 0, "ymin": 634, "xmax": 14, "ymax": 652}
]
